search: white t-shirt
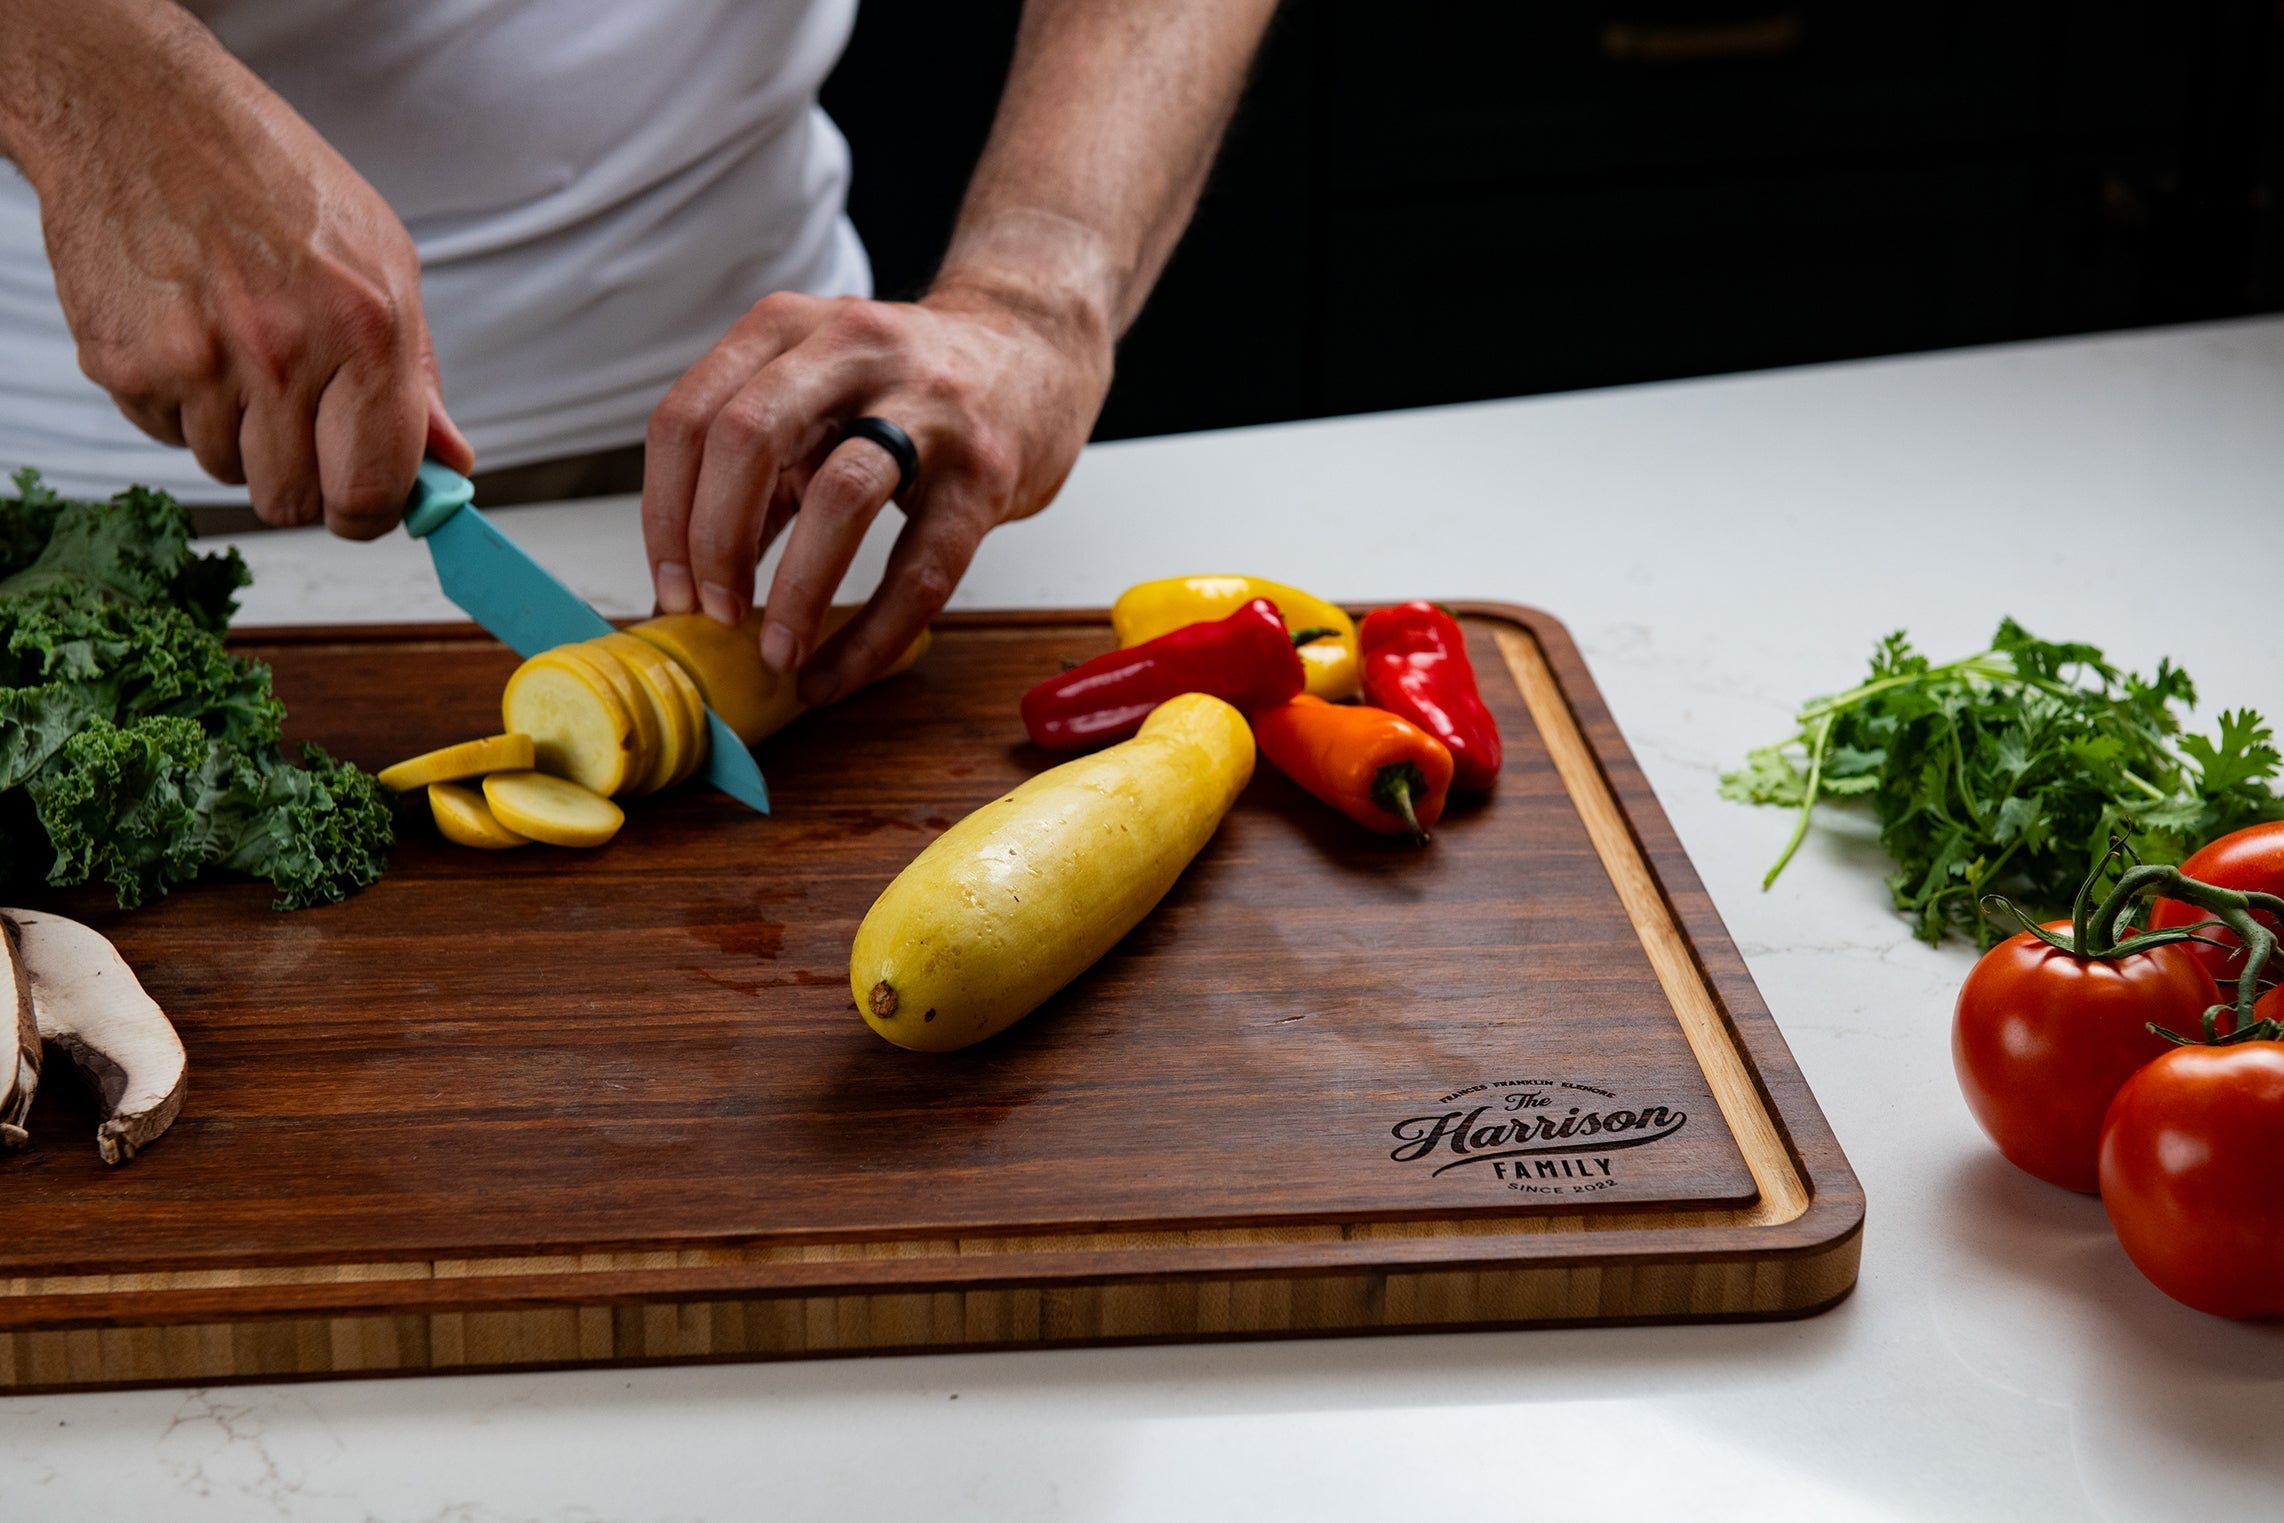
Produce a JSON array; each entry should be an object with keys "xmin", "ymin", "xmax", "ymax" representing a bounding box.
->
[{"xmin": 0, "ymin": 0, "xmax": 870, "ymax": 501}]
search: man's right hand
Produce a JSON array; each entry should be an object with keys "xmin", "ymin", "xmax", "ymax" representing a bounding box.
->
[{"xmin": 0, "ymin": 0, "xmax": 471, "ymax": 534}]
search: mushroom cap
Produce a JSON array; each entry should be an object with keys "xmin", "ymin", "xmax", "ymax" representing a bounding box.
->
[
  {"xmin": 0, "ymin": 915, "xmax": 37, "ymax": 1148},
  {"xmin": 3, "ymin": 909, "xmax": 185, "ymax": 1165}
]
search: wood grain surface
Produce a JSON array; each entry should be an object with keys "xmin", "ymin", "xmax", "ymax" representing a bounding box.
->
[{"xmin": 0, "ymin": 606, "xmax": 1862, "ymax": 1392}]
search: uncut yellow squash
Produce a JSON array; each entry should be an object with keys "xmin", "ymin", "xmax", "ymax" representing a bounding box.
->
[{"xmin": 850, "ymin": 693, "xmax": 1254, "ymax": 1052}]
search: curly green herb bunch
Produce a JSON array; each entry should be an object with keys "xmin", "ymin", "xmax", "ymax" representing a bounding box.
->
[
  {"xmin": 0, "ymin": 469, "xmax": 391, "ymax": 908},
  {"xmin": 1721, "ymin": 620, "xmax": 2284, "ymax": 948}
]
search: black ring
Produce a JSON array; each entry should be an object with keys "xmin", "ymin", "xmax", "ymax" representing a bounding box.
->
[{"xmin": 843, "ymin": 416, "xmax": 919, "ymax": 499}]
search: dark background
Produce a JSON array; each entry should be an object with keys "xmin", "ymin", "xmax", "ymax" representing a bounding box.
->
[{"xmin": 822, "ymin": 1, "xmax": 2284, "ymax": 442}]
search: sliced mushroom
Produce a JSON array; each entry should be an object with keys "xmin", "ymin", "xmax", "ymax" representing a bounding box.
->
[
  {"xmin": 0, "ymin": 915, "xmax": 36, "ymax": 1149},
  {"xmin": 2, "ymin": 909, "xmax": 185, "ymax": 1165}
]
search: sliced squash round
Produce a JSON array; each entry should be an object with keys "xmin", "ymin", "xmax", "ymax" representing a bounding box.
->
[
  {"xmin": 482, "ymin": 771, "xmax": 625, "ymax": 848},
  {"xmin": 428, "ymin": 780, "xmax": 531, "ymax": 849},
  {"xmin": 592, "ymin": 632, "xmax": 696, "ymax": 794},
  {"xmin": 654, "ymin": 650, "xmax": 711, "ymax": 788},
  {"xmin": 377, "ymin": 733, "xmax": 536, "ymax": 793},
  {"xmin": 549, "ymin": 641, "xmax": 658, "ymax": 795},
  {"xmin": 611, "ymin": 632, "xmax": 710, "ymax": 789},
  {"xmin": 502, "ymin": 652, "xmax": 637, "ymax": 797}
]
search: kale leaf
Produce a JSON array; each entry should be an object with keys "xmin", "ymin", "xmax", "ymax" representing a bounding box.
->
[
  {"xmin": 0, "ymin": 466, "xmax": 67, "ymax": 575},
  {"xmin": 0, "ymin": 471, "xmax": 391, "ymax": 909},
  {"xmin": 1721, "ymin": 621, "xmax": 2284, "ymax": 947}
]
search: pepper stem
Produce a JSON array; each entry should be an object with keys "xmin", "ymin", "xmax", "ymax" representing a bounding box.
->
[
  {"xmin": 1373, "ymin": 762, "xmax": 1430, "ymax": 846},
  {"xmin": 1290, "ymin": 626, "xmax": 1340, "ymax": 648}
]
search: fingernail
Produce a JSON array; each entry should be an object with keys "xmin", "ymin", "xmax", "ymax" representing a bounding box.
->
[
  {"xmin": 760, "ymin": 620, "xmax": 800, "ymax": 673},
  {"xmin": 698, "ymin": 580, "xmax": 745, "ymax": 626},
  {"xmin": 656, "ymin": 561, "xmax": 695, "ymax": 615}
]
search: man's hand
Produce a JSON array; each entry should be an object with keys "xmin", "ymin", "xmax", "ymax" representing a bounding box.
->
[
  {"xmin": 641, "ymin": 264, "xmax": 1112, "ymax": 709},
  {"xmin": 642, "ymin": 0, "xmax": 1277, "ymax": 707},
  {"xmin": 0, "ymin": 0, "xmax": 471, "ymax": 534}
]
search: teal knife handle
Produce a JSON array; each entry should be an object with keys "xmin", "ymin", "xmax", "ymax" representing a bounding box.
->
[{"xmin": 404, "ymin": 461, "xmax": 475, "ymax": 539}]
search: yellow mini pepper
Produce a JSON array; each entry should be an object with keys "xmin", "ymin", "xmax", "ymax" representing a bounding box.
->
[{"xmin": 1110, "ymin": 575, "xmax": 1358, "ymax": 700}]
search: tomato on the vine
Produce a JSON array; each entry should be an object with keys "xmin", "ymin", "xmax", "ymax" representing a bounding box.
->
[
  {"xmin": 2148, "ymin": 822, "xmax": 2284, "ymax": 986},
  {"xmin": 2098, "ymin": 1041, "xmax": 2284, "ymax": 1318},
  {"xmin": 1952, "ymin": 922, "xmax": 2219, "ymax": 1193}
]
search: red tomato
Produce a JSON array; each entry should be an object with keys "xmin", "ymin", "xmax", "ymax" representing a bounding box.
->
[
  {"xmin": 2098, "ymin": 1041, "xmax": 2284, "ymax": 1318},
  {"xmin": 2147, "ymin": 822, "xmax": 2284, "ymax": 986},
  {"xmin": 1952, "ymin": 922, "xmax": 2219, "ymax": 1192}
]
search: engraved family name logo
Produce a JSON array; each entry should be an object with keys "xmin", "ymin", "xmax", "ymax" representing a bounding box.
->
[{"xmin": 1387, "ymin": 1077, "xmax": 1689, "ymax": 1195}]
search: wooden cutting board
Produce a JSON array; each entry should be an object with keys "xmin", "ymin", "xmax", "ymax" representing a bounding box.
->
[{"xmin": 0, "ymin": 605, "xmax": 1861, "ymax": 1393}]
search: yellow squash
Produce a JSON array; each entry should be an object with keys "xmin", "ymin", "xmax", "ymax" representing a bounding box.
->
[
  {"xmin": 1110, "ymin": 574, "xmax": 1358, "ymax": 700},
  {"xmin": 628, "ymin": 607, "xmax": 931, "ymax": 746},
  {"xmin": 849, "ymin": 693, "xmax": 1254, "ymax": 1053},
  {"xmin": 487, "ymin": 608, "xmax": 933, "ymax": 816},
  {"xmin": 625, "ymin": 611, "xmax": 787, "ymax": 746}
]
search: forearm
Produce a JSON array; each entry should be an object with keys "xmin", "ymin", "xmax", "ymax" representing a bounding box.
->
[
  {"xmin": 930, "ymin": 0, "xmax": 1278, "ymax": 344},
  {"xmin": 0, "ymin": 0, "xmax": 222, "ymax": 181}
]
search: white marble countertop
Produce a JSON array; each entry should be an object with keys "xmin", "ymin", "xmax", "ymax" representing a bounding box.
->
[{"xmin": 10, "ymin": 317, "xmax": 2284, "ymax": 1521}]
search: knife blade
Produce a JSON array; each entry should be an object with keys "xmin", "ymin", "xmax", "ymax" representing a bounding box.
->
[{"xmin": 403, "ymin": 461, "xmax": 770, "ymax": 815}]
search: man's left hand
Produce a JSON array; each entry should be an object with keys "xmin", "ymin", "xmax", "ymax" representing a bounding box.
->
[{"xmin": 639, "ymin": 279, "xmax": 1112, "ymax": 708}]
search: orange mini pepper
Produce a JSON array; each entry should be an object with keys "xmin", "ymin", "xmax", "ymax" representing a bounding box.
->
[{"xmin": 1253, "ymin": 695, "xmax": 1454, "ymax": 845}]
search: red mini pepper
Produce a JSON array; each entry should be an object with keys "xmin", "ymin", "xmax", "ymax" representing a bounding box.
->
[
  {"xmin": 1358, "ymin": 602, "xmax": 1503, "ymax": 791},
  {"xmin": 1021, "ymin": 598, "xmax": 1313, "ymax": 750},
  {"xmin": 1253, "ymin": 695, "xmax": 1454, "ymax": 845}
]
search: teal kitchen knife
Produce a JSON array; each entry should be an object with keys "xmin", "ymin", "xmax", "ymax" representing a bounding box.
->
[{"xmin": 402, "ymin": 461, "xmax": 770, "ymax": 814}]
